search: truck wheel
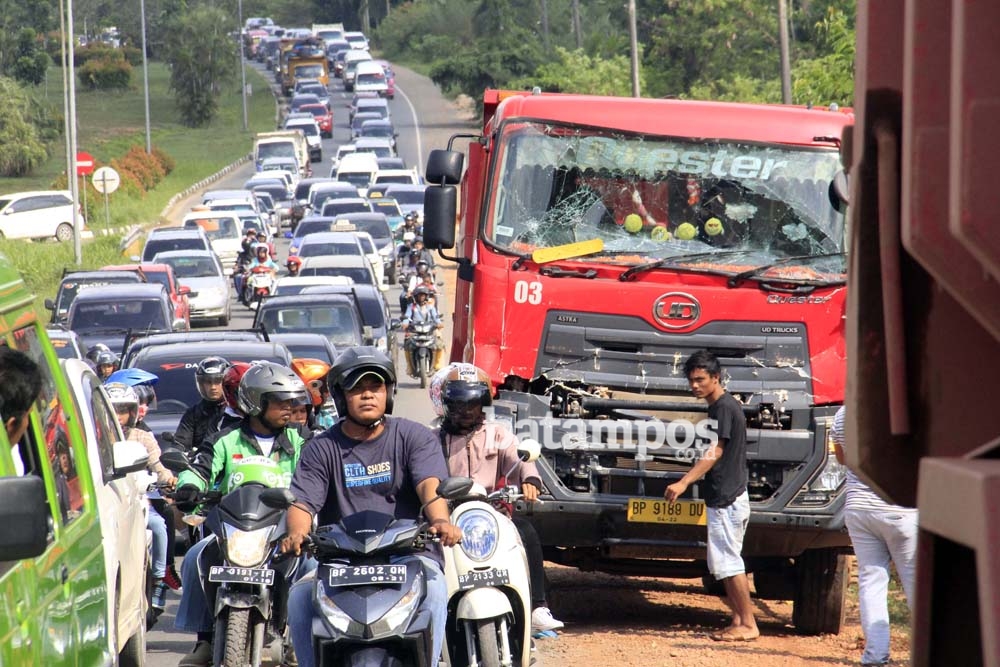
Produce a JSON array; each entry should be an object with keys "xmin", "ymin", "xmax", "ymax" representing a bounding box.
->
[{"xmin": 792, "ymin": 548, "xmax": 848, "ymax": 635}]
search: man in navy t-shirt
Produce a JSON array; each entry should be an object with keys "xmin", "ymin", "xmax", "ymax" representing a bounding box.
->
[{"xmin": 282, "ymin": 347, "xmax": 462, "ymax": 667}]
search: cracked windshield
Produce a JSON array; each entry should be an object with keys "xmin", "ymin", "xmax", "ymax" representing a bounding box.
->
[{"xmin": 489, "ymin": 122, "xmax": 846, "ymax": 280}]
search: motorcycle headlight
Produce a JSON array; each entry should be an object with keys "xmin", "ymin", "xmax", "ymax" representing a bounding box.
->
[
  {"xmin": 456, "ymin": 509, "xmax": 499, "ymax": 562},
  {"xmin": 316, "ymin": 581, "xmax": 365, "ymax": 635},
  {"xmin": 370, "ymin": 569, "xmax": 422, "ymax": 637},
  {"xmin": 224, "ymin": 524, "xmax": 274, "ymax": 568}
]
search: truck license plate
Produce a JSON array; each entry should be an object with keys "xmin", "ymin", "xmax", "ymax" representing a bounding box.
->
[
  {"xmin": 327, "ymin": 564, "xmax": 407, "ymax": 587},
  {"xmin": 458, "ymin": 568, "xmax": 510, "ymax": 591},
  {"xmin": 626, "ymin": 498, "xmax": 707, "ymax": 525},
  {"xmin": 208, "ymin": 566, "xmax": 275, "ymax": 585}
]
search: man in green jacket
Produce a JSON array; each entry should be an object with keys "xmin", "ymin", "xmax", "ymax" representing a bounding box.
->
[{"xmin": 173, "ymin": 361, "xmax": 310, "ymax": 667}]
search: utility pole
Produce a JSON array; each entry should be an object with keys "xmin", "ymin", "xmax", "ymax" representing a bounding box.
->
[
  {"xmin": 59, "ymin": 0, "xmax": 71, "ymax": 189},
  {"xmin": 67, "ymin": 0, "xmax": 82, "ymax": 265},
  {"xmin": 627, "ymin": 0, "xmax": 640, "ymax": 97},
  {"xmin": 572, "ymin": 0, "xmax": 582, "ymax": 50},
  {"xmin": 778, "ymin": 0, "xmax": 792, "ymax": 104},
  {"xmin": 237, "ymin": 0, "xmax": 248, "ymax": 131},
  {"xmin": 140, "ymin": 0, "xmax": 152, "ymax": 152}
]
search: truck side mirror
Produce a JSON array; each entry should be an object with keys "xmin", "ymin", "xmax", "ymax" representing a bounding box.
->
[
  {"xmin": 0, "ymin": 476, "xmax": 49, "ymax": 561},
  {"xmin": 423, "ymin": 187, "xmax": 457, "ymax": 250},
  {"xmin": 425, "ymin": 149, "xmax": 464, "ymax": 185}
]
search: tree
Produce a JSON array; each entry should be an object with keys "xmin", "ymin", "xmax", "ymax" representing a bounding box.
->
[
  {"xmin": 513, "ymin": 47, "xmax": 642, "ymax": 97},
  {"xmin": 10, "ymin": 28, "xmax": 50, "ymax": 85},
  {"xmin": 0, "ymin": 77, "xmax": 48, "ymax": 176},
  {"xmin": 792, "ymin": 7, "xmax": 854, "ymax": 106},
  {"xmin": 161, "ymin": 6, "xmax": 236, "ymax": 127}
]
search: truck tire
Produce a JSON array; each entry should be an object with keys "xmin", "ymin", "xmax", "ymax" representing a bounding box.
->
[{"xmin": 792, "ymin": 548, "xmax": 848, "ymax": 635}]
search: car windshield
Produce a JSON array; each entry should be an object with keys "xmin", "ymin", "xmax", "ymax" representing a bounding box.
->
[
  {"xmin": 296, "ymin": 65, "xmax": 325, "ymax": 79},
  {"xmin": 277, "ymin": 341, "xmax": 335, "ymax": 363},
  {"xmin": 333, "ymin": 173, "xmax": 371, "ymax": 190},
  {"xmin": 162, "ymin": 256, "xmax": 219, "ymax": 278},
  {"xmin": 258, "ymin": 142, "xmax": 295, "ymax": 161},
  {"xmin": 55, "ymin": 277, "xmax": 138, "ymax": 316},
  {"xmin": 322, "ymin": 200, "xmax": 370, "ymax": 216},
  {"xmin": 351, "ymin": 219, "xmax": 391, "ymax": 242},
  {"xmin": 254, "ymin": 184, "xmax": 287, "ymax": 201},
  {"xmin": 376, "ymin": 175, "xmax": 412, "ymax": 185},
  {"xmin": 487, "ymin": 120, "xmax": 847, "ymax": 277},
  {"xmin": 371, "ymin": 200, "xmax": 402, "ymax": 216},
  {"xmin": 356, "ymin": 73, "xmax": 385, "ymax": 87},
  {"xmin": 301, "ymin": 85, "xmax": 326, "ymax": 98},
  {"xmin": 258, "ymin": 305, "xmax": 362, "ymax": 347},
  {"xmin": 243, "ymin": 219, "xmax": 266, "ymax": 235},
  {"xmin": 183, "ymin": 216, "xmax": 238, "ymax": 240},
  {"xmin": 388, "ymin": 190, "xmax": 424, "ymax": 206},
  {"xmin": 290, "ymin": 123, "xmax": 319, "ymax": 137},
  {"xmin": 354, "ymin": 146, "xmax": 391, "ymax": 158},
  {"xmin": 70, "ymin": 299, "xmax": 168, "ymax": 332},
  {"xmin": 143, "ymin": 238, "xmax": 204, "ymax": 261},
  {"xmin": 303, "ymin": 105, "xmax": 327, "ymax": 119},
  {"xmin": 299, "ymin": 242, "xmax": 362, "ymax": 258},
  {"xmin": 299, "ymin": 266, "xmax": 373, "ymax": 285}
]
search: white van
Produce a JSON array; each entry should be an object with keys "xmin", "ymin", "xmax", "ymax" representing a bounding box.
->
[
  {"xmin": 335, "ymin": 152, "xmax": 380, "ymax": 198},
  {"xmin": 354, "ymin": 60, "xmax": 388, "ymax": 96},
  {"xmin": 342, "ymin": 49, "xmax": 373, "ymax": 91},
  {"xmin": 0, "ymin": 190, "xmax": 87, "ymax": 242}
]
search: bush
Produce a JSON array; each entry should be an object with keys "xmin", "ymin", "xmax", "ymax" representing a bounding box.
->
[
  {"xmin": 78, "ymin": 57, "xmax": 132, "ymax": 90},
  {"xmin": 150, "ymin": 147, "xmax": 176, "ymax": 173},
  {"xmin": 122, "ymin": 46, "xmax": 143, "ymax": 67},
  {"xmin": 74, "ymin": 44, "xmax": 122, "ymax": 67}
]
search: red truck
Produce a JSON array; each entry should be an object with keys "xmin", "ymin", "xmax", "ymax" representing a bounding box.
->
[{"xmin": 423, "ymin": 89, "xmax": 854, "ymax": 633}]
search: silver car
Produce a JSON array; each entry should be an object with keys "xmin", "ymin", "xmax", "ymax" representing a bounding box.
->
[{"xmin": 152, "ymin": 250, "xmax": 232, "ymax": 327}]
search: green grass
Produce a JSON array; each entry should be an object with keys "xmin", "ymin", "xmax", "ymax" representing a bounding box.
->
[{"xmin": 0, "ymin": 59, "xmax": 280, "ymax": 316}]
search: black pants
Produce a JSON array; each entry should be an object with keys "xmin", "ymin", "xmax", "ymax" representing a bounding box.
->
[{"xmin": 512, "ymin": 516, "xmax": 548, "ymax": 609}]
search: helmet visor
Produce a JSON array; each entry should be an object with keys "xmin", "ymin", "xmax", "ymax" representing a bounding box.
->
[
  {"xmin": 263, "ymin": 390, "xmax": 309, "ymax": 407},
  {"xmin": 342, "ymin": 368, "xmax": 390, "ymax": 390}
]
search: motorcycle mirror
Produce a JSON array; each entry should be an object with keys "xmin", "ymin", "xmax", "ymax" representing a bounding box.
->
[
  {"xmin": 517, "ymin": 439, "xmax": 542, "ymax": 463},
  {"xmin": 260, "ymin": 487, "xmax": 296, "ymax": 510},
  {"xmin": 159, "ymin": 448, "xmax": 192, "ymax": 473},
  {"xmin": 436, "ymin": 476, "xmax": 475, "ymax": 500}
]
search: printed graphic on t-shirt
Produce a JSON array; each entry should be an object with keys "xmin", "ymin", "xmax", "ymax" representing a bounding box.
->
[{"xmin": 344, "ymin": 460, "xmax": 392, "ymax": 488}]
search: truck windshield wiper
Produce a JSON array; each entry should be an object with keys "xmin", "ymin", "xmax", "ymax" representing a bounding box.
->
[
  {"xmin": 619, "ymin": 250, "xmax": 759, "ymax": 282},
  {"xmin": 725, "ymin": 252, "xmax": 846, "ymax": 288}
]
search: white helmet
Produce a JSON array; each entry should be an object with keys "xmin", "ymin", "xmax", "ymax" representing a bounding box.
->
[{"xmin": 105, "ymin": 382, "xmax": 139, "ymax": 428}]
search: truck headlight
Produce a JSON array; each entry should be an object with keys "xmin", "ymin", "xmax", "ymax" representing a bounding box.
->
[
  {"xmin": 456, "ymin": 509, "xmax": 498, "ymax": 562},
  {"xmin": 224, "ymin": 524, "xmax": 273, "ymax": 567},
  {"xmin": 789, "ymin": 424, "xmax": 847, "ymax": 508}
]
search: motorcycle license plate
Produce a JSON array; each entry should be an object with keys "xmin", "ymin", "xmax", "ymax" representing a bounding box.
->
[
  {"xmin": 208, "ymin": 566, "xmax": 275, "ymax": 585},
  {"xmin": 458, "ymin": 568, "xmax": 510, "ymax": 591},
  {"xmin": 327, "ymin": 564, "xmax": 407, "ymax": 587}
]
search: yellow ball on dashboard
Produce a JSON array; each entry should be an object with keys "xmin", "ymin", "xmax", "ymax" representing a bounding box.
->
[
  {"xmin": 705, "ymin": 217, "xmax": 724, "ymax": 236},
  {"xmin": 623, "ymin": 214, "xmax": 643, "ymax": 233},
  {"xmin": 675, "ymin": 222, "xmax": 697, "ymax": 240},
  {"xmin": 650, "ymin": 225, "xmax": 671, "ymax": 241}
]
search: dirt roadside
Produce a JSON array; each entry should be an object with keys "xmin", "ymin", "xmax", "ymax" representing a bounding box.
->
[{"xmin": 534, "ymin": 564, "xmax": 911, "ymax": 666}]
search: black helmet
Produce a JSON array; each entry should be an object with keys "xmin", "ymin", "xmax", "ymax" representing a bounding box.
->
[
  {"xmin": 327, "ymin": 346, "xmax": 397, "ymax": 418},
  {"xmin": 86, "ymin": 343, "xmax": 112, "ymax": 364},
  {"xmin": 195, "ymin": 356, "xmax": 230, "ymax": 400},
  {"xmin": 413, "ymin": 285, "xmax": 432, "ymax": 299},
  {"xmin": 439, "ymin": 365, "xmax": 493, "ymax": 434}
]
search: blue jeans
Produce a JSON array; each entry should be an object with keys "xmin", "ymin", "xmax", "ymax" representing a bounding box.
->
[
  {"xmin": 844, "ymin": 508, "xmax": 918, "ymax": 665},
  {"xmin": 147, "ymin": 508, "xmax": 167, "ymax": 578},
  {"xmin": 288, "ymin": 554, "xmax": 447, "ymax": 667},
  {"xmin": 175, "ymin": 535, "xmax": 317, "ymax": 633}
]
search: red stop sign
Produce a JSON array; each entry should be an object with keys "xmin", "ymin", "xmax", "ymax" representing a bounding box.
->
[{"xmin": 76, "ymin": 151, "xmax": 95, "ymax": 176}]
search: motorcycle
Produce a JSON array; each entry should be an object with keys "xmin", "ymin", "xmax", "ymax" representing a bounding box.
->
[
  {"xmin": 259, "ymin": 477, "xmax": 477, "ymax": 667},
  {"xmin": 161, "ymin": 450, "xmax": 299, "ymax": 667},
  {"xmin": 405, "ymin": 321, "xmax": 438, "ymax": 388},
  {"xmin": 441, "ymin": 440, "xmax": 542, "ymax": 667},
  {"xmin": 244, "ymin": 266, "xmax": 275, "ymax": 309}
]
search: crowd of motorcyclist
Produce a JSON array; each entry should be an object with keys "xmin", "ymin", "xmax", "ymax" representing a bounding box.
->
[{"xmin": 81, "ymin": 324, "xmax": 562, "ymax": 666}]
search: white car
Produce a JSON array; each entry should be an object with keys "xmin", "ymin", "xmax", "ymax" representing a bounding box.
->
[
  {"xmin": 181, "ymin": 209, "xmax": 243, "ymax": 274},
  {"xmin": 0, "ymin": 190, "xmax": 88, "ymax": 242},
  {"xmin": 153, "ymin": 249, "xmax": 232, "ymax": 326},
  {"xmin": 61, "ymin": 358, "xmax": 151, "ymax": 665},
  {"xmin": 353, "ymin": 230, "xmax": 386, "ymax": 287}
]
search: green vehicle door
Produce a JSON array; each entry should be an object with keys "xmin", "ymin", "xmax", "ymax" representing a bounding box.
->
[{"xmin": 0, "ymin": 257, "xmax": 111, "ymax": 666}]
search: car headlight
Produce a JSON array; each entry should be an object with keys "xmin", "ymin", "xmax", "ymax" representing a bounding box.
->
[
  {"xmin": 317, "ymin": 581, "xmax": 365, "ymax": 635},
  {"xmin": 370, "ymin": 568, "xmax": 422, "ymax": 636},
  {"xmin": 456, "ymin": 509, "xmax": 499, "ymax": 562},
  {"xmin": 224, "ymin": 524, "xmax": 274, "ymax": 567}
]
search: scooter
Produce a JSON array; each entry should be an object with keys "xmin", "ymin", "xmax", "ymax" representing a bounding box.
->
[
  {"xmin": 161, "ymin": 450, "xmax": 299, "ymax": 667},
  {"xmin": 441, "ymin": 440, "xmax": 542, "ymax": 667},
  {"xmin": 259, "ymin": 477, "xmax": 476, "ymax": 667},
  {"xmin": 405, "ymin": 321, "xmax": 438, "ymax": 388},
  {"xmin": 244, "ymin": 266, "xmax": 275, "ymax": 310}
]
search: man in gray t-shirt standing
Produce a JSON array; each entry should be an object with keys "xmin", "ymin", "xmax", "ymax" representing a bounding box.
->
[
  {"xmin": 832, "ymin": 406, "xmax": 917, "ymax": 667},
  {"xmin": 665, "ymin": 350, "xmax": 758, "ymax": 642}
]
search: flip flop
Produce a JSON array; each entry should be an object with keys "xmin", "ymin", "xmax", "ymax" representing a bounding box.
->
[{"xmin": 710, "ymin": 629, "xmax": 760, "ymax": 642}]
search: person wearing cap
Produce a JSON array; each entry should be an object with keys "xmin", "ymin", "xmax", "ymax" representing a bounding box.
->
[
  {"xmin": 402, "ymin": 285, "xmax": 446, "ymax": 374},
  {"xmin": 282, "ymin": 347, "xmax": 462, "ymax": 667}
]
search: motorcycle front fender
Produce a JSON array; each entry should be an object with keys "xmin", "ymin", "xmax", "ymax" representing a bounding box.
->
[
  {"xmin": 215, "ymin": 584, "xmax": 272, "ymax": 618},
  {"xmin": 455, "ymin": 586, "xmax": 513, "ymax": 621}
]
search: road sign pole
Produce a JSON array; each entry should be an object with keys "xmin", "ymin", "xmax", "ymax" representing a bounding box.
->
[
  {"xmin": 102, "ymin": 173, "xmax": 111, "ymax": 231},
  {"xmin": 80, "ymin": 174, "xmax": 87, "ymax": 226}
]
